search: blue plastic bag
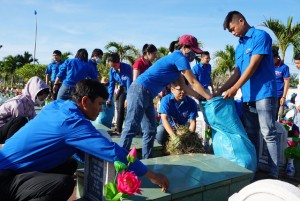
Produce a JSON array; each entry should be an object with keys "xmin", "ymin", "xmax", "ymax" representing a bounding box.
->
[
  {"xmin": 93, "ymin": 101, "xmax": 115, "ymax": 129},
  {"xmin": 201, "ymin": 96, "xmax": 257, "ymax": 172}
]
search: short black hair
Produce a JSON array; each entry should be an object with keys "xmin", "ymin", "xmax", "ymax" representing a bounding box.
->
[
  {"xmin": 75, "ymin": 48, "xmax": 88, "ymax": 62},
  {"xmin": 37, "ymin": 88, "xmax": 50, "ymax": 97},
  {"xmin": 294, "ymin": 53, "xmax": 300, "ymax": 60},
  {"xmin": 72, "ymin": 79, "xmax": 108, "ymax": 103},
  {"xmin": 91, "ymin": 48, "xmax": 103, "ymax": 57},
  {"xmin": 142, "ymin": 44, "xmax": 157, "ymax": 55},
  {"xmin": 107, "ymin": 52, "xmax": 120, "ymax": 63},
  {"xmin": 223, "ymin": 11, "xmax": 246, "ymax": 30},
  {"xmin": 272, "ymin": 46, "xmax": 279, "ymax": 58},
  {"xmin": 201, "ymin": 51, "xmax": 210, "ymax": 57},
  {"xmin": 53, "ymin": 50, "xmax": 62, "ymax": 56},
  {"xmin": 169, "ymin": 40, "xmax": 179, "ymax": 53}
]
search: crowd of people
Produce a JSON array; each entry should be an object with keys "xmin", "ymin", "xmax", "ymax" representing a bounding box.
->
[{"xmin": 0, "ymin": 10, "xmax": 300, "ymax": 200}]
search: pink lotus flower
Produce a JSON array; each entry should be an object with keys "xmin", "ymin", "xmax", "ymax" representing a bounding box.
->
[
  {"xmin": 117, "ymin": 171, "xmax": 142, "ymax": 195},
  {"xmin": 127, "ymin": 147, "xmax": 137, "ymax": 163},
  {"xmin": 294, "ymin": 130, "xmax": 299, "ymax": 137}
]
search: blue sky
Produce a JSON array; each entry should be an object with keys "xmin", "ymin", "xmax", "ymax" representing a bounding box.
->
[{"xmin": 0, "ymin": 0, "xmax": 299, "ymax": 73}]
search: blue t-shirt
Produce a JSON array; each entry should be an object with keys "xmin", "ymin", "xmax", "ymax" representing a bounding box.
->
[
  {"xmin": 88, "ymin": 58, "xmax": 99, "ymax": 79},
  {"xmin": 45, "ymin": 61, "xmax": 64, "ymax": 81},
  {"xmin": 235, "ymin": 27, "xmax": 276, "ymax": 102},
  {"xmin": 107, "ymin": 62, "xmax": 133, "ymax": 101},
  {"xmin": 275, "ymin": 63, "xmax": 290, "ymax": 97},
  {"xmin": 135, "ymin": 50, "xmax": 191, "ymax": 98},
  {"xmin": 159, "ymin": 93, "xmax": 198, "ymax": 127},
  {"xmin": 192, "ymin": 63, "xmax": 212, "ymax": 88},
  {"xmin": 57, "ymin": 58, "xmax": 97, "ymax": 87},
  {"xmin": 0, "ymin": 100, "xmax": 147, "ymax": 176}
]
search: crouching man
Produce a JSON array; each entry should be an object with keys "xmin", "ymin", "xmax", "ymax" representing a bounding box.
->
[
  {"xmin": 156, "ymin": 80, "xmax": 198, "ymax": 145},
  {"xmin": 0, "ymin": 79, "xmax": 169, "ymax": 201}
]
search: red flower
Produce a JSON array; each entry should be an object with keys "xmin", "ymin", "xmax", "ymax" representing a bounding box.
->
[
  {"xmin": 294, "ymin": 130, "xmax": 299, "ymax": 137},
  {"xmin": 117, "ymin": 171, "xmax": 142, "ymax": 195},
  {"xmin": 287, "ymin": 140, "xmax": 298, "ymax": 147},
  {"xmin": 127, "ymin": 147, "xmax": 137, "ymax": 163}
]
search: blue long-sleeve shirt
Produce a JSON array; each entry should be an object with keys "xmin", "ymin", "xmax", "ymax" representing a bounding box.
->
[
  {"xmin": 107, "ymin": 62, "xmax": 132, "ymax": 101},
  {"xmin": 45, "ymin": 61, "xmax": 64, "ymax": 81},
  {"xmin": 57, "ymin": 58, "xmax": 98, "ymax": 87},
  {"xmin": 0, "ymin": 100, "xmax": 147, "ymax": 177}
]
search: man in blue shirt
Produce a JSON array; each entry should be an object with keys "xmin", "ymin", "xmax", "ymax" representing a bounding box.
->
[
  {"xmin": 272, "ymin": 47, "xmax": 290, "ymax": 120},
  {"xmin": 0, "ymin": 79, "xmax": 169, "ymax": 201},
  {"xmin": 156, "ymin": 81, "xmax": 198, "ymax": 145},
  {"xmin": 88, "ymin": 48, "xmax": 103, "ymax": 81},
  {"xmin": 45, "ymin": 50, "xmax": 63, "ymax": 100},
  {"xmin": 217, "ymin": 11, "xmax": 278, "ymax": 178},
  {"xmin": 106, "ymin": 52, "xmax": 133, "ymax": 135},
  {"xmin": 192, "ymin": 51, "xmax": 214, "ymax": 94}
]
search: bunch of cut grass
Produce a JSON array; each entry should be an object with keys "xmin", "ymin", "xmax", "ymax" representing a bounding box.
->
[{"xmin": 165, "ymin": 125, "xmax": 205, "ymax": 155}]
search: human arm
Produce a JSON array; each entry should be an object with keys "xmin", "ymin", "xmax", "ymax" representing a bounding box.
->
[
  {"xmin": 144, "ymin": 170, "xmax": 169, "ymax": 192},
  {"xmin": 65, "ymin": 123, "xmax": 169, "ymax": 191},
  {"xmin": 215, "ymin": 68, "xmax": 240, "ymax": 96},
  {"xmin": 106, "ymin": 69, "xmax": 116, "ymax": 105},
  {"xmin": 223, "ymin": 54, "xmax": 264, "ymax": 99},
  {"xmin": 133, "ymin": 69, "xmax": 140, "ymax": 81},
  {"xmin": 281, "ymin": 78, "xmax": 290, "ymax": 105},
  {"xmin": 178, "ymin": 72, "xmax": 211, "ymax": 100},
  {"xmin": 45, "ymin": 74, "xmax": 50, "ymax": 85},
  {"xmin": 189, "ymin": 119, "xmax": 196, "ymax": 133},
  {"xmin": 161, "ymin": 114, "xmax": 176, "ymax": 137},
  {"xmin": 52, "ymin": 77, "xmax": 62, "ymax": 93}
]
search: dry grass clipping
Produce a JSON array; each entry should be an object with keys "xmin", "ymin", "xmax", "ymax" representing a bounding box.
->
[{"xmin": 165, "ymin": 125, "xmax": 205, "ymax": 155}]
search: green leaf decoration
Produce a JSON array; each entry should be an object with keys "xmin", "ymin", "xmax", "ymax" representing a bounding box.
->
[
  {"xmin": 112, "ymin": 192, "xmax": 123, "ymax": 201},
  {"xmin": 114, "ymin": 161, "xmax": 127, "ymax": 173},
  {"xmin": 104, "ymin": 182, "xmax": 118, "ymax": 200}
]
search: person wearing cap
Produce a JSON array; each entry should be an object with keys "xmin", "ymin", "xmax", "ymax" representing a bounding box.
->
[
  {"xmin": 217, "ymin": 11, "xmax": 278, "ymax": 179},
  {"xmin": 119, "ymin": 34, "xmax": 211, "ymax": 159},
  {"xmin": 272, "ymin": 46, "xmax": 290, "ymax": 121},
  {"xmin": 45, "ymin": 50, "xmax": 63, "ymax": 100}
]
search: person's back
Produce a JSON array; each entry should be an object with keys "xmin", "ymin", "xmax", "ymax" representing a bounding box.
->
[{"xmin": 135, "ymin": 50, "xmax": 189, "ymax": 98}]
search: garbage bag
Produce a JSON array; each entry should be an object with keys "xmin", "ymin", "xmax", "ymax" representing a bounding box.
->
[
  {"xmin": 201, "ymin": 96, "xmax": 257, "ymax": 172},
  {"xmin": 93, "ymin": 102, "xmax": 115, "ymax": 129}
]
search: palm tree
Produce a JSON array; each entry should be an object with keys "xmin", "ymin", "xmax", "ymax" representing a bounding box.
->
[
  {"xmin": 262, "ymin": 17, "xmax": 300, "ymax": 61},
  {"xmin": 61, "ymin": 51, "xmax": 73, "ymax": 62},
  {"xmin": 16, "ymin": 51, "xmax": 36, "ymax": 67},
  {"xmin": 156, "ymin": 47, "xmax": 169, "ymax": 60},
  {"xmin": 2, "ymin": 55, "xmax": 19, "ymax": 86},
  {"xmin": 212, "ymin": 45, "xmax": 236, "ymax": 90},
  {"xmin": 104, "ymin": 42, "xmax": 140, "ymax": 65}
]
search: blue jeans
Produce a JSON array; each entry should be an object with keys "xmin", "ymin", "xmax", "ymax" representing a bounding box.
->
[
  {"xmin": 57, "ymin": 84, "xmax": 74, "ymax": 100},
  {"xmin": 119, "ymin": 83, "xmax": 156, "ymax": 159},
  {"xmin": 156, "ymin": 124, "xmax": 169, "ymax": 145},
  {"xmin": 242, "ymin": 97, "xmax": 279, "ymax": 177}
]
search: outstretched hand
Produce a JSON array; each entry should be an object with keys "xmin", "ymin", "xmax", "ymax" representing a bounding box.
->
[
  {"xmin": 145, "ymin": 170, "xmax": 170, "ymax": 192},
  {"xmin": 223, "ymin": 87, "xmax": 238, "ymax": 99}
]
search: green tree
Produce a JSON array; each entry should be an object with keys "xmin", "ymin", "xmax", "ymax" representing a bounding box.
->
[
  {"xmin": 15, "ymin": 64, "xmax": 46, "ymax": 83},
  {"xmin": 289, "ymin": 73, "xmax": 298, "ymax": 88},
  {"xmin": 2, "ymin": 55, "xmax": 19, "ymax": 86},
  {"xmin": 16, "ymin": 51, "xmax": 36, "ymax": 67},
  {"xmin": 61, "ymin": 51, "xmax": 73, "ymax": 62},
  {"xmin": 156, "ymin": 47, "xmax": 169, "ymax": 60},
  {"xmin": 212, "ymin": 45, "xmax": 236, "ymax": 91},
  {"xmin": 104, "ymin": 42, "xmax": 140, "ymax": 65},
  {"xmin": 262, "ymin": 17, "xmax": 300, "ymax": 61}
]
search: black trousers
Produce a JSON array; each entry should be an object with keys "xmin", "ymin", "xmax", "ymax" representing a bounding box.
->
[
  {"xmin": 116, "ymin": 89, "xmax": 127, "ymax": 133},
  {"xmin": 0, "ymin": 158, "xmax": 77, "ymax": 201},
  {"xmin": 0, "ymin": 116, "xmax": 28, "ymax": 144}
]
